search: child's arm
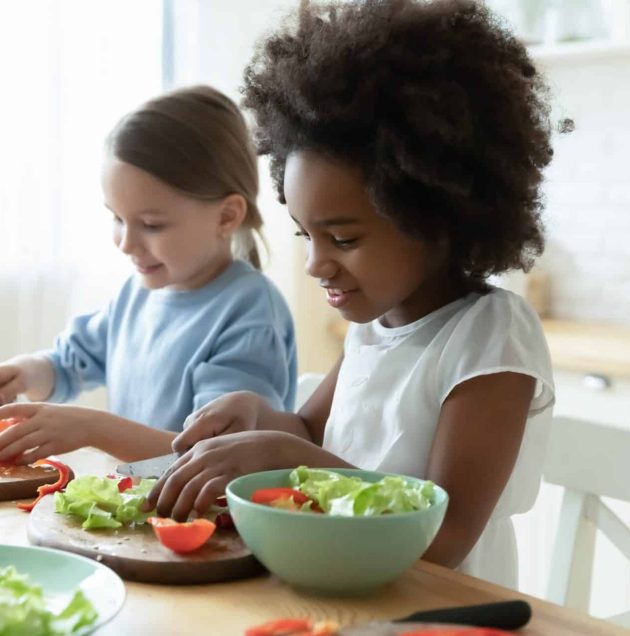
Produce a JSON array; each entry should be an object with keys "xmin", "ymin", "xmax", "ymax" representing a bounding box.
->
[
  {"xmin": 0, "ymin": 402, "xmax": 176, "ymax": 463},
  {"xmin": 0, "ymin": 355, "xmax": 56, "ymax": 404},
  {"xmin": 421, "ymin": 371, "xmax": 535, "ymax": 568}
]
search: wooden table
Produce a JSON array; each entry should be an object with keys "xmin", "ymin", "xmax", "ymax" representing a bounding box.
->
[{"xmin": 0, "ymin": 449, "xmax": 625, "ymax": 635}]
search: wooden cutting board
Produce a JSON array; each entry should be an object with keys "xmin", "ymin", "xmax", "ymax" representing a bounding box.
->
[
  {"xmin": 27, "ymin": 495, "xmax": 265, "ymax": 585},
  {"xmin": 0, "ymin": 463, "xmax": 65, "ymax": 501}
]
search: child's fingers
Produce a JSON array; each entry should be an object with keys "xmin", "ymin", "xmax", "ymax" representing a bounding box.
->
[
  {"xmin": 0, "ymin": 429, "xmax": 48, "ymax": 463},
  {"xmin": 152, "ymin": 457, "xmax": 215, "ymax": 519},
  {"xmin": 0, "ymin": 403, "xmax": 40, "ymax": 420},
  {"xmin": 0, "ymin": 417, "xmax": 38, "ymax": 453},
  {"xmin": 14, "ymin": 442, "xmax": 56, "ymax": 466},
  {"xmin": 175, "ymin": 414, "xmax": 231, "ymax": 452},
  {"xmin": 170, "ymin": 470, "xmax": 218, "ymax": 521},
  {"xmin": 144, "ymin": 451, "xmax": 192, "ymax": 510},
  {"xmin": 0, "ymin": 376, "xmax": 24, "ymax": 406},
  {"xmin": 193, "ymin": 477, "xmax": 227, "ymax": 517}
]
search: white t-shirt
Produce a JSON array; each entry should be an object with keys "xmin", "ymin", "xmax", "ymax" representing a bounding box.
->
[{"xmin": 322, "ymin": 286, "xmax": 555, "ymax": 588}]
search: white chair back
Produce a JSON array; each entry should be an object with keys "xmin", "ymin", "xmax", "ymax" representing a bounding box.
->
[
  {"xmin": 295, "ymin": 373, "xmax": 325, "ymax": 411},
  {"xmin": 544, "ymin": 415, "xmax": 630, "ymax": 627}
]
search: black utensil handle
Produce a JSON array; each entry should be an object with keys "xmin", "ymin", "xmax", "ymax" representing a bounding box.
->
[{"xmin": 395, "ymin": 600, "xmax": 531, "ymax": 630}]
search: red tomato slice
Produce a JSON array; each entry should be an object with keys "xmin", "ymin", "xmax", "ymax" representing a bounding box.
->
[{"xmin": 147, "ymin": 517, "xmax": 216, "ymax": 553}]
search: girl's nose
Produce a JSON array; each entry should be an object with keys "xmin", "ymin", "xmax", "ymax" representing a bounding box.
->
[
  {"xmin": 304, "ymin": 241, "xmax": 337, "ymax": 280},
  {"xmin": 116, "ymin": 225, "xmax": 137, "ymax": 255}
]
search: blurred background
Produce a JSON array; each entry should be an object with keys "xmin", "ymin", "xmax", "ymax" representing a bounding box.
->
[{"xmin": 0, "ymin": 0, "xmax": 629, "ymax": 621}]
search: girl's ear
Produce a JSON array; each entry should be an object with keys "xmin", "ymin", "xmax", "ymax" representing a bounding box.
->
[{"xmin": 217, "ymin": 194, "xmax": 248, "ymax": 237}]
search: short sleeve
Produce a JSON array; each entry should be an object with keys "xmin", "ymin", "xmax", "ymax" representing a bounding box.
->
[
  {"xmin": 191, "ymin": 324, "xmax": 296, "ymax": 413},
  {"xmin": 436, "ymin": 290, "xmax": 555, "ymax": 416},
  {"xmin": 45, "ymin": 307, "xmax": 110, "ymax": 403}
]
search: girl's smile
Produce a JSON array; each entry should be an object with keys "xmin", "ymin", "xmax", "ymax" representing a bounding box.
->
[
  {"xmin": 323, "ymin": 287, "xmax": 358, "ymax": 309},
  {"xmin": 133, "ymin": 261, "xmax": 163, "ymax": 276}
]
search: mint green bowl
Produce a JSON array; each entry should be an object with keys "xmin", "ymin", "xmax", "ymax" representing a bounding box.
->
[{"xmin": 226, "ymin": 468, "xmax": 448, "ymax": 596}]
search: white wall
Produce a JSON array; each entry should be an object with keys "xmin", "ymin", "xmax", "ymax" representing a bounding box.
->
[
  {"xmin": 538, "ymin": 51, "xmax": 630, "ymax": 323},
  {"xmin": 178, "ymin": 0, "xmax": 299, "ymax": 306}
]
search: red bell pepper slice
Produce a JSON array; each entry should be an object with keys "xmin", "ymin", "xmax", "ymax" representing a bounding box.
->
[
  {"xmin": 251, "ymin": 487, "xmax": 313, "ymax": 508},
  {"xmin": 117, "ymin": 476, "xmax": 133, "ymax": 492},
  {"xmin": 245, "ymin": 618, "xmax": 338, "ymax": 636},
  {"xmin": 215, "ymin": 494, "xmax": 228, "ymax": 507},
  {"xmin": 16, "ymin": 458, "xmax": 72, "ymax": 512},
  {"xmin": 147, "ymin": 517, "xmax": 216, "ymax": 553}
]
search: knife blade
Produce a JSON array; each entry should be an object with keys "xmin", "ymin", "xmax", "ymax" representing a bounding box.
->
[
  {"xmin": 339, "ymin": 600, "xmax": 531, "ymax": 634},
  {"xmin": 115, "ymin": 452, "xmax": 180, "ymax": 478}
]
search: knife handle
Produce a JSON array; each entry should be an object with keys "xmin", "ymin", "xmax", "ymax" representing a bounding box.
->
[{"xmin": 395, "ymin": 600, "xmax": 531, "ymax": 630}]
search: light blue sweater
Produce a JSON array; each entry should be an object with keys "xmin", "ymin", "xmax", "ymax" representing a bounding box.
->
[{"xmin": 46, "ymin": 260, "xmax": 297, "ymax": 432}]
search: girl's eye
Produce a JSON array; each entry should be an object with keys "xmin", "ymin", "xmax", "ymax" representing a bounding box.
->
[
  {"xmin": 332, "ymin": 237, "xmax": 357, "ymax": 248},
  {"xmin": 294, "ymin": 230, "xmax": 311, "ymax": 241},
  {"xmin": 143, "ymin": 224, "xmax": 164, "ymax": 232}
]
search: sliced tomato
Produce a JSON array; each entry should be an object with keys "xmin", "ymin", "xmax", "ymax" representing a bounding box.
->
[
  {"xmin": 147, "ymin": 517, "xmax": 216, "ymax": 553},
  {"xmin": 16, "ymin": 458, "xmax": 72, "ymax": 512}
]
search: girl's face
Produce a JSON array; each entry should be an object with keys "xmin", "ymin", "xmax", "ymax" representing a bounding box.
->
[
  {"xmin": 102, "ymin": 159, "xmax": 238, "ymax": 291},
  {"xmin": 284, "ymin": 151, "xmax": 460, "ymax": 327}
]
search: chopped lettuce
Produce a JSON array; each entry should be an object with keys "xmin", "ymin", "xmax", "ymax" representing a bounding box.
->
[
  {"xmin": 54, "ymin": 475, "xmax": 156, "ymax": 529},
  {"xmin": 289, "ymin": 466, "xmax": 435, "ymax": 516},
  {"xmin": 0, "ymin": 566, "xmax": 97, "ymax": 636}
]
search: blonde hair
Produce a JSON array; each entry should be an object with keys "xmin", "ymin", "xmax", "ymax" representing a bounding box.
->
[{"xmin": 107, "ymin": 85, "xmax": 264, "ymax": 268}]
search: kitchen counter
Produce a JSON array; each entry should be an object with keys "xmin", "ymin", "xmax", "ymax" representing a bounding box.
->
[
  {"xmin": 0, "ymin": 448, "xmax": 627, "ymax": 635},
  {"xmin": 541, "ymin": 319, "xmax": 630, "ymax": 378}
]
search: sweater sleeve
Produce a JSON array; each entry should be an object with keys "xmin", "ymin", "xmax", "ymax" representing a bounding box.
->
[
  {"xmin": 192, "ymin": 322, "xmax": 296, "ymax": 413},
  {"xmin": 44, "ymin": 307, "xmax": 110, "ymax": 403}
]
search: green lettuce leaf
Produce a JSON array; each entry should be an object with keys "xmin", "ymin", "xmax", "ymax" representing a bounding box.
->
[
  {"xmin": 289, "ymin": 466, "xmax": 435, "ymax": 517},
  {"xmin": 0, "ymin": 565, "xmax": 97, "ymax": 636},
  {"xmin": 54, "ymin": 475, "xmax": 156, "ymax": 529}
]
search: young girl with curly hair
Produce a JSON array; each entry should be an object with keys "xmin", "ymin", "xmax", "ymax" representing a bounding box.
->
[{"xmin": 147, "ymin": 0, "xmax": 558, "ymax": 588}]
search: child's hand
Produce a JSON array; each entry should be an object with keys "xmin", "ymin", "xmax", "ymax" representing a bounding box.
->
[
  {"xmin": 0, "ymin": 403, "xmax": 92, "ymax": 464},
  {"xmin": 0, "ymin": 355, "xmax": 55, "ymax": 405},
  {"xmin": 174, "ymin": 391, "xmax": 264, "ymax": 454},
  {"xmin": 145, "ymin": 430, "xmax": 305, "ymax": 521},
  {"xmin": 0, "ymin": 363, "xmax": 27, "ymax": 405}
]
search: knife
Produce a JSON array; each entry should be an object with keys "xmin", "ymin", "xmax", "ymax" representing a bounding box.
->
[
  {"xmin": 339, "ymin": 600, "xmax": 531, "ymax": 634},
  {"xmin": 115, "ymin": 452, "xmax": 180, "ymax": 478}
]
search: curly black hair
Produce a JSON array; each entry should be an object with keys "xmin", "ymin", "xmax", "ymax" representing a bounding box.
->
[{"xmin": 242, "ymin": 0, "xmax": 558, "ymax": 284}]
